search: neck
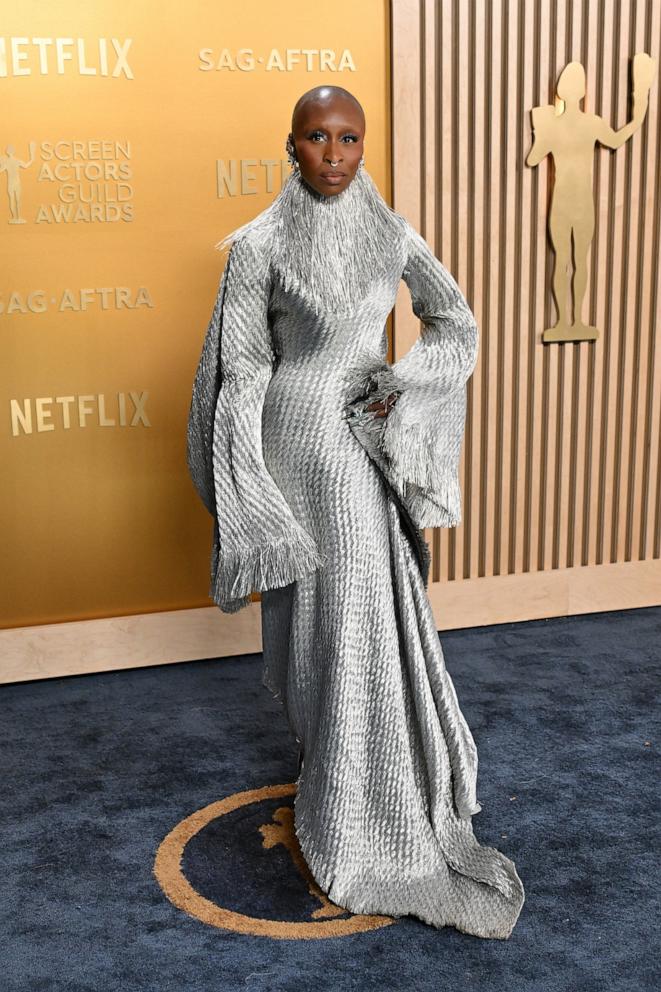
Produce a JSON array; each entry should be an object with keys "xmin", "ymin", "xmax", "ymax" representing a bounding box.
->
[{"xmin": 216, "ymin": 166, "xmax": 406, "ymax": 315}]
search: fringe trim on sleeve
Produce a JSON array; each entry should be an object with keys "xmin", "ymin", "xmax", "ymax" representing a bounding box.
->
[
  {"xmin": 209, "ymin": 530, "xmax": 327, "ymax": 615},
  {"xmin": 343, "ymin": 363, "xmax": 463, "ymax": 529},
  {"xmin": 404, "ymin": 482, "xmax": 462, "ymax": 530}
]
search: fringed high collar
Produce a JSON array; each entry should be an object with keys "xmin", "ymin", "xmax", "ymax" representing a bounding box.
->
[{"xmin": 215, "ymin": 166, "xmax": 406, "ymax": 316}]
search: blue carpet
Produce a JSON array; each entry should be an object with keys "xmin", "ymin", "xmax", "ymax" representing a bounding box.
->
[{"xmin": 2, "ymin": 606, "xmax": 659, "ymax": 992}]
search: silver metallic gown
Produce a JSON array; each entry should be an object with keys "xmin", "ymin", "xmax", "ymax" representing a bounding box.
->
[{"xmin": 187, "ymin": 166, "xmax": 525, "ymax": 939}]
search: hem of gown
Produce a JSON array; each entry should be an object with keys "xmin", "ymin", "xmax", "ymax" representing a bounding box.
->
[
  {"xmin": 259, "ymin": 601, "xmax": 525, "ymax": 938},
  {"xmin": 291, "ymin": 795, "xmax": 524, "ymax": 940}
]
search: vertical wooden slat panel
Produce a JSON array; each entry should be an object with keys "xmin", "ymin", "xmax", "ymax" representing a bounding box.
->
[
  {"xmin": 633, "ymin": 2, "xmax": 659, "ymax": 562},
  {"xmin": 546, "ymin": 343, "xmax": 559, "ymax": 569},
  {"xmin": 560, "ymin": 1, "xmax": 577, "ymax": 571},
  {"xmin": 527, "ymin": 0, "xmax": 550, "ymax": 575},
  {"xmin": 554, "ymin": 0, "xmax": 570, "ymax": 573},
  {"xmin": 611, "ymin": 4, "xmax": 642, "ymax": 561},
  {"xmin": 543, "ymin": 0, "xmax": 560, "ymax": 573},
  {"xmin": 469, "ymin": 0, "xmax": 486, "ymax": 581},
  {"xmin": 571, "ymin": 2, "xmax": 593, "ymax": 569},
  {"xmin": 461, "ymin": 0, "xmax": 477, "ymax": 580},
  {"xmin": 483, "ymin": 0, "xmax": 501, "ymax": 577},
  {"xmin": 625, "ymin": 1, "xmax": 649, "ymax": 561},
  {"xmin": 652, "ymin": 1, "xmax": 661, "ymax": 560},
  {"xmin": 602, "ymin": 0, "xmax": 624, "ymax": 563},
  {"xmin": 502, "ymin": 0, "xmax": 521, "ymax": 575},
  {"xmin": 508, "ymin": 4, "xmax": 534, "ymax": 572},
  {"xmin": 449, "ymin": 0, "xmax": 469, "ymax": 581},
  {"xmin": 588, "ymin": 0, "xmax": 611, "ymax": 567},
  {"xmin": 642, "ymin": 1, "xmax": 661, "ymax": 562},
  {"xmin": 391, "ymin": 0, "xmax": 660, "ymax": 620},
  {"xmin": 422, "ymin": 0, "xmax": 441, "ymax": 581},
  {"xmin": 478, "ymin": 1, "xmax": 493, "ymax": 579},
  {"xmin": 434, "ymin": 0, "xmax": 455, "ymax": 583}
]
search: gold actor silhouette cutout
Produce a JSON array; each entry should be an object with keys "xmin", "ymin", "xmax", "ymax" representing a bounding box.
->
[
  {"xmin": 526, "ymin": 53, "xmax": 656, "ymax": 342},
  {"xmin": 0, "ymin": 142, "xmax": 36, "ymax": 224}
]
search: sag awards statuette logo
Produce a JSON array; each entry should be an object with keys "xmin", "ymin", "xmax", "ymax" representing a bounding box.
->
[
  {"xmin": 153, "ymin": 784, "xmax": 395, "ymax": 939},
  {"xmin": 526, "ymin": 51, "xmax": 656, "ymax": 343},
  {"xmin": 1, "ymin": 139, "xmax": 134, "ymax": 224}
]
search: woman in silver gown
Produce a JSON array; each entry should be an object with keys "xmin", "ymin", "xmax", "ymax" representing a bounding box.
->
[{"xmin": 187, "ymin": 87, "xmax": 525, "ymax": 939}]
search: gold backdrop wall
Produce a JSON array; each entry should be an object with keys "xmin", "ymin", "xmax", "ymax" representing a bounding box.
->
[
  {"xmin": 391, "ymin": 0, "xmax": 661, "ymax": 625},
  {"xmin": 1, "ymin": 0, "xmax": 391, "ymax": 628}
]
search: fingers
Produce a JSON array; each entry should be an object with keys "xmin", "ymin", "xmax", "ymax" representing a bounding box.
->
[{"xmin": 364, "ymin": 392, "xmax": 398, "ymax": 417}]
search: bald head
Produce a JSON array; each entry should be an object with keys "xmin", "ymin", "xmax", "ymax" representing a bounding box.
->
[{"xmin": 291, "ymin": 86, "xmax": 365, "ymax": 134}]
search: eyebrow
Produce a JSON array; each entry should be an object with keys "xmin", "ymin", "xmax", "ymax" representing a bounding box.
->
[{"xmin": 303, "ymin": 124, "xmax": 360, "ymax": 133}]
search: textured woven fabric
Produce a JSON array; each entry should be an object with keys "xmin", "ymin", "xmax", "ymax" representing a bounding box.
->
[{"xmin": 187, "ymin": 167, "xmax": 525, "ymax": 939}]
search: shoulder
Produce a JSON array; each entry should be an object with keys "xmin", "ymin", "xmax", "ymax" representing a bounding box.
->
[
  {"xmin": 389, "ymin": 213, "xmax": 433, "ymax": 261},
  {"xmin": 228, "ymin": 228, "xmax": 271, "ymax": 262},
  {"xmin": 395, "ymin": 216, "xmax": 441, "ymax": 280},
  {"xmin": 397, "ymin": 215, "xmax": 430, "ymax": 251},
  {"xmin": 397, "ymin": 218, "xmax": 467, "ymax": 302},
  {"xmin": 221, "ymin": 224, "xmax": 275, "ymax": 292},
  {"xmin": 215, "ymin": 203, "xmax": 277, "ymax": 270}
]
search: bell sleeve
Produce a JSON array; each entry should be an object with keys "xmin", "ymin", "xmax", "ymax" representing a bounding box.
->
[
  {"xmin": 345, "ymin": 220, "xmax": 479, "ymax": 529},
  {"xmin": 187, "ymin": 234, "xmax": 326, "ymax": 613}
]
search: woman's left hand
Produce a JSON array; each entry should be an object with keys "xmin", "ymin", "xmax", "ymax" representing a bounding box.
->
[{"xmin": 365, "ymin": 392, "xmax": 399, "ymax": 419}]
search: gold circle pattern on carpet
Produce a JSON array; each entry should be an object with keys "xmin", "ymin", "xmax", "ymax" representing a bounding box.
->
[{"xmin": 153, "ymin": 782, "xmax": 396, "ymax": 939}]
